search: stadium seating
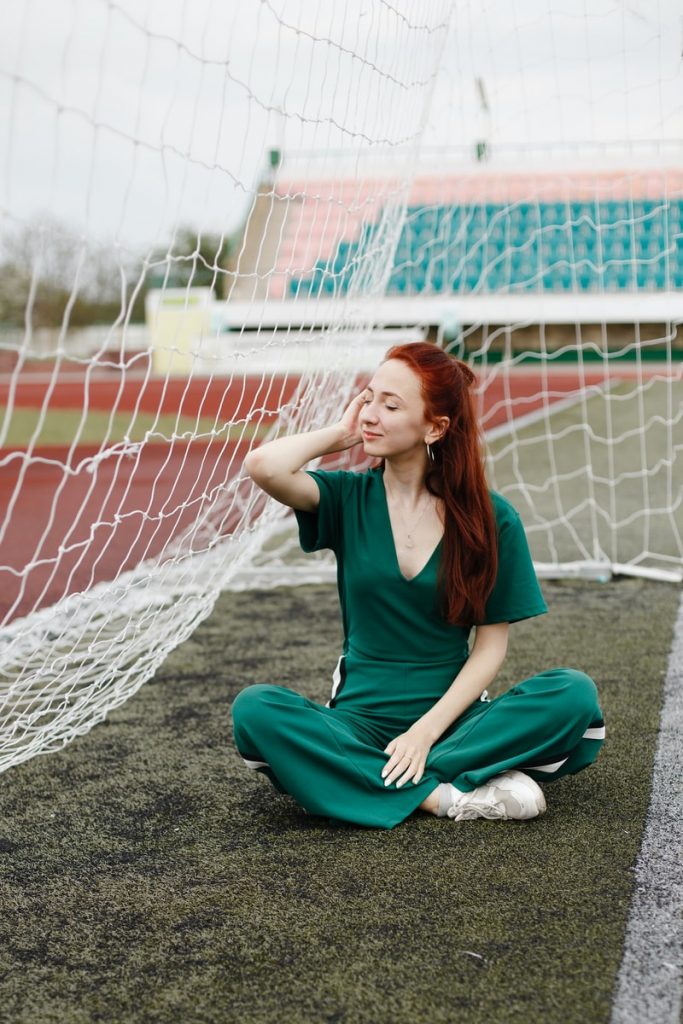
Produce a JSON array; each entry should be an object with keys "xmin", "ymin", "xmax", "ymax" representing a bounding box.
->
[{"xmin": 279, "ymin": 185, "xmax": 683, "ymax": 299}]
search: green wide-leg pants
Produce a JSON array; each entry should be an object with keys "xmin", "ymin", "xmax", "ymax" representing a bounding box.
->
[{"xmin": 231, "ymin": 669, "xmax": 605, "ymax": 830}]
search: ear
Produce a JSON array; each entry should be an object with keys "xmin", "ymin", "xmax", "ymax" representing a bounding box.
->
[{"xmin": 425, "ymin": 417, "xmax": 449, "ymax": 444}]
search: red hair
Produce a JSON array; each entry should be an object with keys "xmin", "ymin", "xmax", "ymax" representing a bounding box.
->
[{"xmin": 377, "ymin": 342, "xmax": 497, "ymax": 627}]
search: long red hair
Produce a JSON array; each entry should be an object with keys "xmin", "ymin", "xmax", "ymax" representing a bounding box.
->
[{"xmin": 376, "ymin": 342, "xmax": 497, "ymax": 627}]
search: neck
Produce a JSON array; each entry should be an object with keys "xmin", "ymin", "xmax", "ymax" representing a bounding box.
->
[{"xmin": 381, "ymin": 452, "xmax": 430, "ymax": 502}]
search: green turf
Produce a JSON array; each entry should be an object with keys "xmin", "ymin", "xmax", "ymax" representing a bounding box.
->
[
  {"xmin": 0, "ymin": 577, "xmax": 679, "ymax": 1023},
  {"xmin": 487, "ymin": 376, "xmax": 683, "ymax": 571}
]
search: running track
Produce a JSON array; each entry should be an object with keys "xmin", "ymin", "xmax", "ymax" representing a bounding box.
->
[{"xmin": 0, "ymin": 366, "xmax": 642, "ymax": 624}]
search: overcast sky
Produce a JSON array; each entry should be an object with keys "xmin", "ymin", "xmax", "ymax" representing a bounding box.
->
[{"xmin": 1, "ymin": 0, "xmax": 681, "ymax": 251}]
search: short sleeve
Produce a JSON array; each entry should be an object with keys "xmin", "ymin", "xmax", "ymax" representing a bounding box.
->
[
  {"xmin": 293, "ymin": 469, "xmax": 353, "ymax": 555},
  {"xmin": 482, "ymin": 497, "xmax": 548, "ymax": 624}
]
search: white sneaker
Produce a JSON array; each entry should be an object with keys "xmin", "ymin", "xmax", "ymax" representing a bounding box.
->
[{"xmin": 446, "ymin": 770, "xmax": 547, "ymax": 821}]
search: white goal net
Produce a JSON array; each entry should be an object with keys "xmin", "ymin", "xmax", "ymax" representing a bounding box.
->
[{"xmin": 0, "ymin": 0, "xmax": 681, "ymax": 771}]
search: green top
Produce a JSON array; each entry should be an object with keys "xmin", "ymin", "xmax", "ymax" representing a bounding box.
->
[{"xmin": 294, "ymin": 466, "xmax": 547, "ymax": 672}]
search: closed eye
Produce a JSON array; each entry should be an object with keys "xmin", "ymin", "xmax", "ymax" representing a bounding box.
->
[{"xmin": 362, "ymin": 398, "xmax": 398, "ymax": 410}]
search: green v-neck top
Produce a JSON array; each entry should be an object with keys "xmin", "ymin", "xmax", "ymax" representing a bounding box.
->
[{"xmin": 294, "ymin": 466, "xmax": 547, "ymax": 671}]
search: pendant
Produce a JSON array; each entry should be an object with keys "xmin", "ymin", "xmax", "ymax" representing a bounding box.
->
[{"xmin": 405, "ymin": 536, "xmax": 415, "ymax": 548}]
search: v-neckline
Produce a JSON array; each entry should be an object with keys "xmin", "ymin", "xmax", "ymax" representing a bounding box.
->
[{"xmin": 376, "ymin": 468, "xmax": 444, "ymax": 583}]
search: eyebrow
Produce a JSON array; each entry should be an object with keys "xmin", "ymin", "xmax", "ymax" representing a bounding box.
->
[{"xmin": 365, "ymin": 387, "xmax": 404, "ymax": 403}]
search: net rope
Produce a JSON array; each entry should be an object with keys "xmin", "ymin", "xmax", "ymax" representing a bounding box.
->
[
  {"xmin": 0, "ymin": 0, "xmax": 452, "ymax": 769},
  {"xmin": 0, "ymin": 0, "xmax": 681, "ymax": 771}
]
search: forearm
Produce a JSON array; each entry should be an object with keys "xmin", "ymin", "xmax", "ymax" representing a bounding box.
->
[
  {"xmin": 245, "ymin": 423, "xmax": 351, "ymax": 477},
  {"xmin": 417, "ymin": 628, "xmax": 508, "ymax": 743}
]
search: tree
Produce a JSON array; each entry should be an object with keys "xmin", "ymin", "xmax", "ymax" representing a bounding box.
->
[
  {"xmin": 0, "ymin": 214, "xmax": 135, "ymax": 328},
  {"xmin": 144, "ymin": 226, "xmax": 234, "ymax": 299},
  {"xmin": 0, "ymin": 216, "xmax": 238, "ymax": 331}
]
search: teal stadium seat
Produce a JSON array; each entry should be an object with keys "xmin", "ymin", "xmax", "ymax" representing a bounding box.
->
[
  {"xmin": 395, "ymin": 271, "xmax": 409, "ymax": 294},
  {"xmin": 428, "ymin": 266, "xmax": 445, "ymax": 292},
  {"xmin": 409, "ymin": 269, "xmax": 426, "ymax": 293},
  {"xmin": 602, "ymin": 264, "xmax": 623, "ymax": 290},
  {"xmin": 289, "ymin": 197, "xmax": 682, "ymax": 296},
  {"xmin": 622, "ymin": 266, "xmax": 636, "ymax": 288}
]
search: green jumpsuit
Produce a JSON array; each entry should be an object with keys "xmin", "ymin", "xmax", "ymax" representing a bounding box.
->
[{"xmin": 231, "ymin": 466, "xmax": 605, "ymax": 830}]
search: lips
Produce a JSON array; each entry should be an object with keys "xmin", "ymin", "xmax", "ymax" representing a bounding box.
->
[{"xmin": 362, "ymin": 431, "xmax": 382, "ymax": 439}]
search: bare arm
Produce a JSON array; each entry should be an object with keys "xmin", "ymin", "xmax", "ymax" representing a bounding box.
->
[
  {"xmin": 243, "ymin": 391, "xmax": 367, "ymax": 511},
  {"xmin": 380, "ymin": 622, "xmax": 511, "ymax": 788},
  {"xmin": 417, "ymin": 622, "xmax": 510, "ymax": 743}
]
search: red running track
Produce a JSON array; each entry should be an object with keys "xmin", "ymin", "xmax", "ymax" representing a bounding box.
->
[{"xmin": 0, "ymin": 367, "xmax": 630, "ymax": 624}]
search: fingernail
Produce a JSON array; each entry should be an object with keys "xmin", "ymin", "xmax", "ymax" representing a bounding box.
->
[{"xmin": 384, "ymin": 779, "xmax": 390, "ymax": 787}]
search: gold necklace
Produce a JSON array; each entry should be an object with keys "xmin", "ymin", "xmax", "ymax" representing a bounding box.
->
[{"xmin": 385, "ymin": 483, "xmax": 433, "ymax": 549}]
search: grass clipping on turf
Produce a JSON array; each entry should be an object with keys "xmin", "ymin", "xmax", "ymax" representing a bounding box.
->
[{"xmin": 0, "ymin": 578, "xmax": 678, "ymax": 1024}]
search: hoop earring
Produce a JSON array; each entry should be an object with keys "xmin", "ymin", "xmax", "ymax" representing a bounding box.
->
[{"xmin": 426, "ymin": 442, "xmax": 434, "ymax": 463}]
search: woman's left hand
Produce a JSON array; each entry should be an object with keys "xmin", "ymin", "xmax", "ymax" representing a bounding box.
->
[{"xmin": 382, "ymin": 723, "xmax": 435, "ymax": 788}]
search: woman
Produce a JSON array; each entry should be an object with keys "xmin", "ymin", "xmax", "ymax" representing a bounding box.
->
[{"xmin": 231, "ymin": 342, "xmax": 605, "ymax": 830}]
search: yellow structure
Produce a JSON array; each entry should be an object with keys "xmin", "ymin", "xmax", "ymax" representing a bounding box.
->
[{"xmin": 145, "ymin": 288, "xmax": 214, "ymax": 376}]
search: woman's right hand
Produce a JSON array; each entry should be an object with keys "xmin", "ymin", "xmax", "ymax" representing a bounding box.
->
[
  {"xmin": 245, "ymin": 387, "xmax": 371, "ymax": 492},
  {"xmin": 335, "ymin": 390, "xmax": 369, "ymax": 450}
]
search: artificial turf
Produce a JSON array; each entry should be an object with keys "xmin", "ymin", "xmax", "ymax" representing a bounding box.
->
[{"xmin": 0, "ymin": 577, "xmax": 679, "ymax": 1024}]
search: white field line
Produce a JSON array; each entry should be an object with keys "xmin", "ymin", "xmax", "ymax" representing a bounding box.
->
[{"xmin": 610, "ymin": 590, "xmax": 683, "ymax": 1024}]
